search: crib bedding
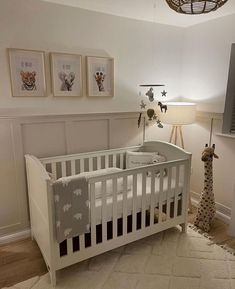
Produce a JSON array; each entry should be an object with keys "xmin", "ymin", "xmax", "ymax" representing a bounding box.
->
[
  {"xmin": 93, "ymin": 174, "xmax": 183, "ymax": 224},
  {"xmin": 53, "ymin": 175, "xmax": 90, "ymax": 243},
  {"xmin": 53, "ymin": 168, "xmax": 124, "ymax": 242}
]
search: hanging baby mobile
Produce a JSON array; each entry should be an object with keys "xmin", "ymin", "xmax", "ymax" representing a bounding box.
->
[
  {"xmin": 194, "ymin": 118, "xmax": 219, "ymax": 232},
  {"xmin": 138, "ymin": 84, "xmax": 168, "ymax": 130}
]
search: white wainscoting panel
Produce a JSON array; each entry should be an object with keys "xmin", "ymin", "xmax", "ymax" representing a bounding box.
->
[
  {"xmin": 67, "ymin": 118, "xmax": 109, "ymax": 154},
  {"xmin": 0, "ymin": 119, "xmax": 22, "ymax": 234},
  {"xmin": 22, "ymin": 121, "xmax": 67, "ymax": 158},
  {"xmin": 109, "ymin": 116, "xmax": 142, "ymax": 148},
  {"xmin": 0, "ymin": 112, "xmax": 140, "ymax": 238}
]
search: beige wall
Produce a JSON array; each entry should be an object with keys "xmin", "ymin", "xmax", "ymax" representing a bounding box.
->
[
  {"xmin": 181, "ymin": 14, "xmax": 235, "ymax": 113},
  {"xmin": 0, "ymin": 0, "xmax": 183, "ymax": 116}
]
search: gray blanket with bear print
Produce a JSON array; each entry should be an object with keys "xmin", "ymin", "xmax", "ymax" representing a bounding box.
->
[{"xmin": 53, "ymin": 176, "xmax": 90, "ymax": 243}]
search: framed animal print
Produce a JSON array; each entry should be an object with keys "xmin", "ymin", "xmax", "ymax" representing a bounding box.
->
[
  {"xmin": 86, "ymin": 56, "xmax": 114, "ymax": 97},
  {"xmin": 50, "ymin": 52, "xmax": 82, "ymax": 97},
  {"xmin": 8, "ymin": 48, "xmax": 46, "ymax": 97}
]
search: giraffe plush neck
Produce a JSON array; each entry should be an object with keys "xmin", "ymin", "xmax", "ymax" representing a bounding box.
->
[{"xmin": 194, "ymin": 144, "xmax": 219, "ymax": 232}]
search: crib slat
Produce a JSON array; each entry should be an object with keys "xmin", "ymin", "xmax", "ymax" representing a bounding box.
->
[
  {"xmin": 67, "ymin": 238, "xmax": 73, "ymax": 255},
  {"xmin": 89, "ymin": 158, "xmax": 93, "ymax": 172},
  {"xmin": 90, "ymin": 183, "xmax": 96, "ymax": 246},
  {"xmin": 123, "ymin": 176, "xmax": 128, "ymax": 235},
  {"xmin": 141, "ymin": 172, "xmax": 147, "ymax": 229},
  {"xmin": 150, "ymin": 170, "xmax": 155, "ymax": 225},
  {"xmin": 97, "ymin": 156, "xmax": 101, "ymax": 170},
  {"xmin": 112, "ymin": 177, "xmax": 118, "ymax": 239},
  {"xmin": 105, "ymin": 155, "xmax": 109, "ymax": 168},
  {"xmin": 112, "ymin": 154, "xmax": 117, "ymax": 167},
  {"xmin": 80, "ymin": 159, "xmax": 84, "ymax": 173},
  {"xmin": 61, "ymin": 161, "xmax": 66, "ymax": 177},
  {"xmin": 120, "ymin": 153, "xmax": 124, "ymax": 169},
  {"xmin": 132, "ymin": 174, "xmax": 137, "ymax": 232},
  {"xmin": 167, "ymin": 167, "xmax": 172, "ymax": 220},
  {"xmin": 80, "ymin": 234, "xmax": 85, "ymax": 250},
  {"xmin": 57, "ymin": 243, "xmax": 61, "ymax": 258},
  {"xmin": 51, "ymin": 162, "xmax": 57, "ymax": 179},
  {"xmin": 174, "ymin": 165, "xmax": 180, "ymax": 218},
  {"xmin": 71, "ymin": 160, "xmax": 76, "ymax": 175},
  {"xmin": 102, "ymin": 181, "xmax": 107, "ymax": 242},
  {"xmin": 158, "ymin": 169, "xmax": 164, "ymax": 224}
]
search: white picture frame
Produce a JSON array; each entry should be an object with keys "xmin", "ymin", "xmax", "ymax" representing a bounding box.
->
[
  {"xmin": 8, "ymin": 48, "xmax": 46, "ymax": 97},
  {"xmin": 50, "ymin": 52, "xmax": 82, "ymax": 97},
  {"xmin": 86, "ymin": 56, "xmax": 114, "ymax": 97}
]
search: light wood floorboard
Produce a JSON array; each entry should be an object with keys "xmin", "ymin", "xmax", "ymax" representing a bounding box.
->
[{"xmin": 0, "ymin": 238, "xmax": 47, "ymax": 288}]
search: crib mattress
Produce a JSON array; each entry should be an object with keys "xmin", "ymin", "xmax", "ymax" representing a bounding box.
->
[{"xmin": 93, "ymin": 175, "xmax": 183, "ymax": 224}]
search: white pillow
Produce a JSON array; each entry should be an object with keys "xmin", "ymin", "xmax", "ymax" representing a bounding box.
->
[{"xmin": 126, "ymin": 151, "xmax": 159, "ymax": 169}]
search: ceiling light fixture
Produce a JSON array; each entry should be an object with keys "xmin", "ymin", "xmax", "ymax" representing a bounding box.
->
[{"xmin": 166, "ymin": 0, "xmax": 228, "ymax": 14}]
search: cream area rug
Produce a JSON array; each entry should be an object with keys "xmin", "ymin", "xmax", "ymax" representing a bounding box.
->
[{"xmin": 3, "ymin": 226, "xmax": 235, "ymax": 289}]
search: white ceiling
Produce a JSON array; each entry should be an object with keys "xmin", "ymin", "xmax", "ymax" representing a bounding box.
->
[{"xmin": 40, "ymin": 0, "xmax": 235, "ymax": 27}]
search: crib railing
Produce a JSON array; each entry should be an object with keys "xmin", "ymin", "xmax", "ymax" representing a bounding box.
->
[
  {"xmin": 56, "ymin": 159, "xmax": 188, "ymax": 262},
  {"xmin": 40, "ymin": 146, "xmax": 140, "ymax": 179}
]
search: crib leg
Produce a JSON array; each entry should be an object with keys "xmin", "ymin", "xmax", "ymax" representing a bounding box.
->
[
  {"xmin": 180, "ymin": 222, "xmax": 187, "ymax": 233},
  {"xmin": 49, "ymin": 268, "xmax": 57, "ymax": 287}
]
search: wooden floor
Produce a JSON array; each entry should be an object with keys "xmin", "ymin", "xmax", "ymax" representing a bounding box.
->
[
  {"xmin": 1, "ymin": 209, "xmax": 235, "ymax": 288},
  {"xmin": 0, "ymin": 238, "xmax": 47, "ymax": 288}
]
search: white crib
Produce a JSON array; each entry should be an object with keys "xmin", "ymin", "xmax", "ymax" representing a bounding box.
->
[{"xmin": 25, "ymin": 141, "xmax": 191, "ymax": 286}]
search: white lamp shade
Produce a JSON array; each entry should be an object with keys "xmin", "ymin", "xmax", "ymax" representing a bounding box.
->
[{"xmin": 160, "ymin": 102, "xmax": 196, "ymax": 125}]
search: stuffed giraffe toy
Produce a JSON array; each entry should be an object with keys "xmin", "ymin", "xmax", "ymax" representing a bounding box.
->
[{"xmin": 194, "ymin": 144, "xmax": 219, "ymax": 232}]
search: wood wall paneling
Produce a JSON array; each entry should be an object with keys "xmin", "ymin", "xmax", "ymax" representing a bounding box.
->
[
  {"xmin": 109, "ymin": 117, "xmax": 142, "ymax": 148},
  {"xmin": 0, "ymin": 112, "xmax": 140, "ymax": 238},
  {"xmin": 67, "ymin": 119, "xmax": 109, "ymax": 154},
  {"xmin": 0, "ymin": 120, "xmax": 21, "ymax": 233},
  {"xmin": 22, "ymin": 121, "xmax": 67, "ymax": 158}
]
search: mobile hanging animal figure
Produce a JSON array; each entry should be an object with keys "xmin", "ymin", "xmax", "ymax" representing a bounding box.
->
[
  {"xmin": 145, "ymin": 87, "xmax": 154, "ymax": 102},
  {"xmin": 194, "ymin": 119, "xmax": 219, "ymax": 232},
  {"xmin": 158, "ymin": 101, "xmax": 167, "ymax": 113}
]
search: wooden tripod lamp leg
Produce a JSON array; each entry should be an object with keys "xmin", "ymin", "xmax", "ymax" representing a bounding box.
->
[
  {"xmin": 169, "ymin": 126, "xmax": 175, "ymax": 143},
  {"xmin": 179, "ymin": 125, "xmax": 185, "ymax": 149},
  {"xmin": 174, "ymin": 126, "xmax": 178, "ymax": 145}
]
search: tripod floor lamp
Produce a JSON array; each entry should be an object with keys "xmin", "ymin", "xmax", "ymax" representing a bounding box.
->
[{"xmin": 160, "ymin": 102, "xmax": 196, "ymax": 149}]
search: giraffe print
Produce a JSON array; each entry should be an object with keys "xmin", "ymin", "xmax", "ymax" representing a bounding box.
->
[
  {"xmin": 194, "ymin": 144, "xmax": 219, "ymax": 232},
  {"xmin": 94, "ymin": 71, "xmax": 105, "ymax": 92}
]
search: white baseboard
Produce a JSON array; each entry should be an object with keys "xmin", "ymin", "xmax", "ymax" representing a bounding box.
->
[
  {"xmin": 191, "ymin": 190, "xmax": 231, "ymax": 224},
  {"xmin": 0, "ymin": 229, "xmax": 31, "ymax": 245}
]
